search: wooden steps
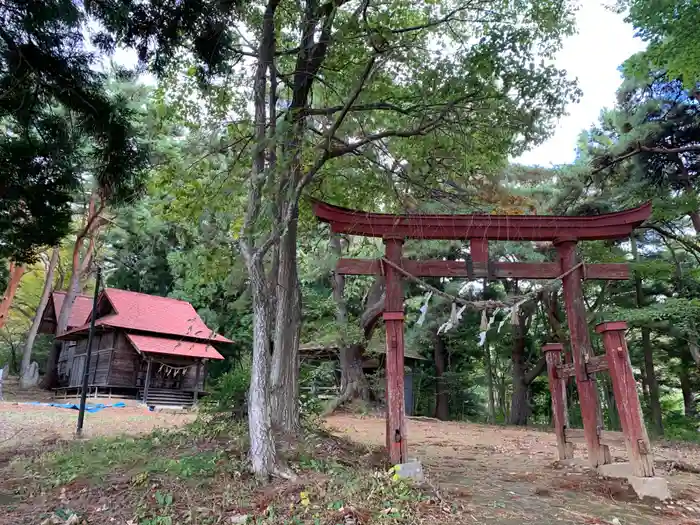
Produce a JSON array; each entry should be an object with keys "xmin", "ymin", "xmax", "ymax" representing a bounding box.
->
[{"xmin": 139, "ymin": 388, "xmax": 195, "ymax": 407}]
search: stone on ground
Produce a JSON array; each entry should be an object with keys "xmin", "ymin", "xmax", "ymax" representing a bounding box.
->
[
  {"xmin": 598, "ymin": 462, "xmax": 671, "ymax": 501},
  {"xmin": 19, "ymin": 362, "xmax": 40, "ymax": 389},
  {"xmin": 395, "ymin": 460, "xmax": 424, "ymax": 482}
]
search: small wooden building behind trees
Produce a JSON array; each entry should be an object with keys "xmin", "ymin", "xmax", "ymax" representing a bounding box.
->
[
  {"xmin": 299, "ymin": 336, "xmax": 427, "ymax": 415},
  {"xmin": 39, "ymin": 288, "xmax": 229, "ymax": 406}
]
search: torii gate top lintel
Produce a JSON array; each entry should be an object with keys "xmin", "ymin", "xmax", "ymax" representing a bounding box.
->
[{"xmin": 312, "ymin": 200, "xmax": 652, "ymax": 241}]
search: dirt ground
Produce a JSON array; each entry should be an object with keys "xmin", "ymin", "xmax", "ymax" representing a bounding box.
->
[
  {"xmin": 326, "ymin": 414, "xmax": 700, "ymax": 525},
  {"xmin": 0, "ymin": 402, "xmax": 195, "ymax": 451}
]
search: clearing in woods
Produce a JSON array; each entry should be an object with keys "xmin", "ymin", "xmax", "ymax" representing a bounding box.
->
[
  {"xmin": 0, "ymin": 402, "xmax": 195, "ymax": 451},
  {"xmin": 326, "ymin": 414, "xmax": 700, "ymax": 525},
  {"xmin": 3, "ymin": 403, "xmax": 700, "ymax": 524}
]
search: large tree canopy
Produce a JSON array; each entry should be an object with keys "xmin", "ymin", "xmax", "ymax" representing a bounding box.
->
[
  {"xmin": 80, "ymin": 0, "xmax": 582, "ymax": 477},
  {"xmin": 619, "ymin": 0, "xmax": 700, "ymax": 89},
  {"xmin": 0, "ymin": 0, "xmax": 147, "ymax": 262}
]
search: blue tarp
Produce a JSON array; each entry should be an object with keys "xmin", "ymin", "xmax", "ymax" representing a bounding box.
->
[{"xmin": 26, "ymin": 401, "xmax": 127, "ymax": 413}]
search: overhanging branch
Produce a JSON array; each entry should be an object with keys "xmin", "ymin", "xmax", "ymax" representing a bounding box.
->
[{"xmin": 591, "ymin": 143, "xmax": 700, "ymax": 175}]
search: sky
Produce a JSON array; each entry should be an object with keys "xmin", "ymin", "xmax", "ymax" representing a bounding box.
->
[{"xmin": 515, "ymin": 2, "xmax": 646, "ymax": 167}]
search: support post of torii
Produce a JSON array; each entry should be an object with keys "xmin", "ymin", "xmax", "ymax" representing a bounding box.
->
[
  {"xmin": 312, "ymin": 200, "xmax": 652, "ymax": 467},
  {"xmin": 383, "ymin": 237, "xmax": 408, "ymax": 463},
  {"xmin": 556, "ymin": 239, "xmax": 609, "ymax": 467}
]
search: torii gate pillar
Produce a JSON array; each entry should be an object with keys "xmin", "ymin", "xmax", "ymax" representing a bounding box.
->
[
  {"xmin": 311, "ymin": 199, "xmax": 652, "ymax": 466},
  {"xmin": 556, "ymin": 239, "xmax": 609, "ymax": 467},
  {"xmin": 383, "ymin": 237, "xmax": 408, "ymax": 464}
]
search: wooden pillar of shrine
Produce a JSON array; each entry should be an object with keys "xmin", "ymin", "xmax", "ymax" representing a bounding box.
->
[
  {"xmin": 555, "ymin": 239, "xmax": 609, "ymax": 467},
  {"xmin": 542, "ymin": 343, "xmax": 574, "ymax": 460},
  {"xmin": 383, "ymin": 237, "xmax": 407, "ymax": 464},
  {"xmin": 596, "ymin": 322, "xmax": 655, "ymax": 477}
]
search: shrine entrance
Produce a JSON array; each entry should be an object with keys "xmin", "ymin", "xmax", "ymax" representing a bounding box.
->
[{"xmin": 312, "ymin": 200, "xmax": 655, "ymax": 477}]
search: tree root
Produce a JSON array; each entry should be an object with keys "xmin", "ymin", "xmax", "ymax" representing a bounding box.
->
[
  {"xmin": 657, "ymin": 458, "xmax": 700, "ymax": 474},
  {"xmin": 273, "ymin": 464, "xmax": 298, "ymax": 480},
  {"xmin": 321, "ymin": 391, "xmax": 354, "ymax": 417}
]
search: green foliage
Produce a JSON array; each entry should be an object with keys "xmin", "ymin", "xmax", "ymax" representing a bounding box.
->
[
  {"xmin": 202, "ymin": 358, "xmax": 251, "ymax": 418},
  {"xmin": 0, "ymin": 3, "xmax": 148, "ymax": 261},
  {"xmin": 663, "ymin": 412, "xmax": 700, "ymax": 443},
  {"xmin": 619, "ymin": 0, "xmax": 700, "ymax": 89}
]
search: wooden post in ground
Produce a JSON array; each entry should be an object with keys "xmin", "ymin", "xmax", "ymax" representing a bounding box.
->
[
  {"xmin": 383, "ymin": 237, "xmax": 407, "ymax": 465},
  {"xmin": 556, "ymin": 239, "xmax": 609, "ymax": 467},
  {"xmin": 543, "ymin": 343, "xmax": 574, "ymax": 460},
  {"xmin": 194, "ymin": 360, "xmax": 201, "ymax": 403},
  {"xmin": 143, "ymin": 357, "xmax": 152, "ymax": 404},
  {"xmin": 596, "ymin": 322, "xmax": 655, "ymax": 477}
]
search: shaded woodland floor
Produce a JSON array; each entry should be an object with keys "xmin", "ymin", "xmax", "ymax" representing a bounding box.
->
[
  {"xmin": 326, "ymin": 414, "xmax": 700, "ymax": 525},
  {"xmin": 2, "ymin": 406, "xmax": 700, "ymax": 524}
]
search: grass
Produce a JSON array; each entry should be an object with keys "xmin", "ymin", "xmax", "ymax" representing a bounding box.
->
[
  {"xmin": 25, "ymin": 429, "xmax": 227, "ymax": 487},
  {"xmin": 4, "ymin": 417, "xmax": 446, "ymax": 525}
]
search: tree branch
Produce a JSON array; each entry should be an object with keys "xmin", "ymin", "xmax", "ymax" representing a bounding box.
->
[
  {"xmin": 524, "ymin": 356, "xmax": 546, "ymax": 385},
  {"xmin": 591, "ymin": 143, "xmax": 700, "ymax": 174},
  {"xmin": 304, "ymin": 101, "xmax": 409, "ymax": 116}
]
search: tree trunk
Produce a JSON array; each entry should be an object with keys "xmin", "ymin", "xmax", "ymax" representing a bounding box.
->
[
  {"xmin": 0, "ymin": 263, "xmax": 26, "ymax": 330},
  {"xmin": 510, "ymin": 336, "xmax": 529, "ymax": 426},
  {"xmin": 248, "ymin": 259, "xmax": 278, "ymax": 477},
  {"xmin": 42, "ymin": 247, "xmax": 82, "ymax": 389},
  {"xmin": 689, "ymin": 211, "xmax": 700, "ymax": 234},
  {"xmin": 42, "ymin": 223, "xmax": 90, "ymax": 389},
  {"xmin": 434, "ymin": 333, "xmax": 449, "ymax": 421},
  {"xmin": 327, "ymin": 233, "xmax": 369, "ymax": 412},
  {"xmin": 630, "ymin": 235, "xmax": 663, "ymax": 434},
  {"xmin": 20, "ymin": 247, "xmax": 59, "ymax": 388},
  {"xmin": 679, "ymin": 365, "xmax": 696, "ymax": 418},
  {"xmin": 42, "ymin": 193, "xmax": 104, "ymax": 389},
  {"xmin": 510, "ymin": 305, "xmax": 545, "ymax": 426},
  {"xmin": 484, "ymin": 341, "xmax": 496, "ymax": 424},
  {"xmin": 498, "ymin": 376, "xmax": 508, "ymax": 421},
  {"xmin": 270, "ymin": 214, "xmax": 301, "ymax": 434},
  {"xmin": 689, "ymin": 337, "xmax": 700, "ymax": 367},
  {"xmin": 642, "ymin": 329, "xmax": 663, "ymax": 435},
  {"xmin": 339, "ymin": 344, "xmax": 369, "ymax": 399},
  {"xmin": 639, "ymin": 364, "xmax": 651, "ymax": 407}
]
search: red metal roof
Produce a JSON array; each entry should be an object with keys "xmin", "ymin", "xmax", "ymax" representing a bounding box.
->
[
  {"xmin": 60, "ymin": 288, "xmax": 232, "ymax": 345},
  {"xmin": 51, "ymin": 292, "xmax": 94, "ymax": 329},
  {"xmin": 126, "ymin": 334, "xmax": 225, "ymax": 360}
]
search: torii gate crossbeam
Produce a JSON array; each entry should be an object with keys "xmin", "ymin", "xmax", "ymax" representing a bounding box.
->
[{"xmin": 312, "ymin": 200, "xmax": 652, "ymax": 469}]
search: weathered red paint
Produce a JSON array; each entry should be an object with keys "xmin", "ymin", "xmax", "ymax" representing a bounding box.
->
[
  {"xmin": 596, "ymin": 322, "xmax": 655, "ymax": 477},
  {"xmin": 556, "ymin": 240, "xmax": 608, "ymax": 467},
  {"xmin": 543, "ymin": 343, "xmax": 573, "ymax": 460},
  {"xmin": 470, "ymin": 239, "xmax": 489, "ymax": 264},
  {"xmin": 383, "ymin": 238, "xmax": 407, "ymax": 465},
  {"xmin": 313, "ymin": 201, "xmax": 651, "ymax": 466},
  {"xmin": 313, "ymin": 200, "xmax": 651, "ymax": 241},
  {"xmin": 336, "ymin": 259, "xmax": 630, "ymax": 280}
]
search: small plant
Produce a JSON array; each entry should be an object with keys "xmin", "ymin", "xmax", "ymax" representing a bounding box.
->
[{"xmin": 154, "ymin": 492, "xmax": 173, "ymax": 507}]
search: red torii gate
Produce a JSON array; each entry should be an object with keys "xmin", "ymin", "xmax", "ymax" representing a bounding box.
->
[{"xmin": 313, "ymin": 200, "xmax": 653, "ymax": 469}]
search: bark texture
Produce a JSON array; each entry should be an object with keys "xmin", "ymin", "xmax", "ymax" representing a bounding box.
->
[
  {"xmin": 510, "ymin": 304, "xmax": 545, "ymax": 426},
  {"xmin": 324, "ymin": 234, "xmax": 369, "ymax": 415},
  {"xmin": 42, "ymin": 191, "xmax": 105, "ymax": 388},
  {"xmin": 248, "ymin": 260, "xmax": 277, "ymax": 476},
  {"xmin": 20, "ymin": 247, "xmax": 59, "ymax": 388},
  {"xmin": 270, "ymin": 215, "xmax": 301, "ymax": 433},
  {"xmin": 0, "ymin": 262, "xmax": 26, "ymax": 330},
  {"xmin": 631, "ymin": 235, "xmax": 663, "ymax": 434},
  {"xmin": 680, "ymin": 363, "xmax": 696, "ymax": 418},
  {"xmin": 642, "ymin": 328, "xmax": 663, "ymax": 434}
]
